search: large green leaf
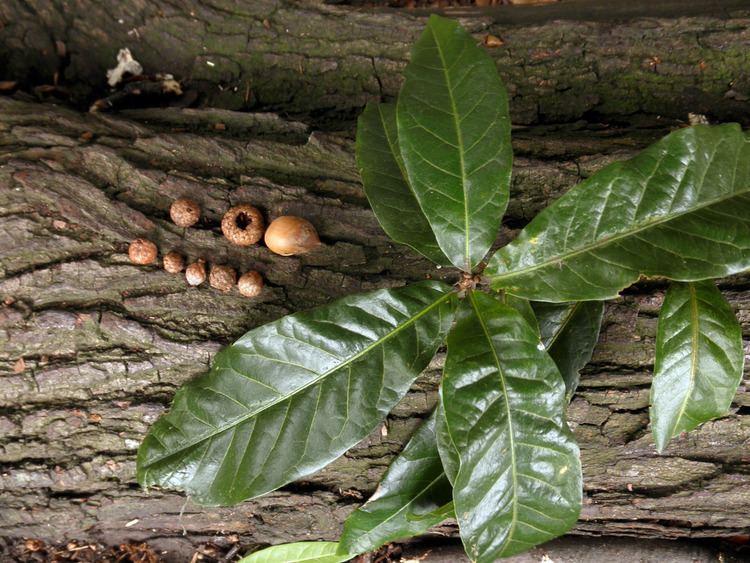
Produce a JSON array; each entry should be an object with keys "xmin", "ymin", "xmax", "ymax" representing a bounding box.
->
[
  {"xmin": 442, "ymin": 291, "xmax": 581, "ymax": 561},
  {"xmin": 397, "ymin": 14, "xmax": 512, "ymax": 271},
  {"xmin": 338, "ymin": 409, "xmax": 453, "ymax": 556},
  {"xmin": 533, "ymin": 301, "xmax": 605, "ymax": 400},
  {"xmin": 487, "ymin": 124, "xmax": 750, "ymax": 301},
  {"xmin": 239, "ymin": 542, "xmax": 348, "ymax": 563},
  {"xmin": 650, "ymin": 281, "xmax": 744, "ymax": 452},
  {"xmin": 356, "ymin": 103, "xmax": 449, "ymax": 265},
  {"xmin": 137, "ymin": 282, "xmax": 457, "ymax": 505}
]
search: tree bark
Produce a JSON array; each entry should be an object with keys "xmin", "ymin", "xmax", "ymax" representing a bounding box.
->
[
  {"xmin": 2, "ymin": 1, "xmax": 750, "ymax": 126},
  {"xmin": 1, "ymin": 97, "xmax": 748, "ymax": 561},
  {"xmin": 2, "ymin": 2, "xmax": 750, "ymax": 561}
]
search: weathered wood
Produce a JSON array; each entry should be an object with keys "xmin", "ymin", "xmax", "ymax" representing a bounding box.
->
[
  {"xmin": 2, "ymin": 2, "xmax": 750, "ymax": 126},
  {"xmin": 0, "ymin": 96, "xmax": 749, "ymax": 561},
  {"xmin": 395, "ymin": 536, "xmax": 743, "ymax": 563}
]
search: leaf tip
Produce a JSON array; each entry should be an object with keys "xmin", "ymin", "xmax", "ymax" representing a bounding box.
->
[{"xmin": 652, "ymin": 432, "xmax": 667, "ymax": 454}]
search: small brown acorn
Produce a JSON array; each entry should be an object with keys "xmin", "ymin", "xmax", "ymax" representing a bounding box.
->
[
  {"xmin": 163, "ymin": 251, "xmax": 185, "ymax": 274},
  {"xmin": 185, "ymin": 259, "xmax": 207, "ymax": 286},
  {"xmin": 170, "ymin": 198, "xmax": 201, "ymax": 228},
  {"xmin": 209, "ymin": 264, "xmax": 237, "ymax": 292},
  {"xmin": 238, "ymin": 271, "xmax": 264, "ymax": 298},
  {"xmin": 221, "ymin": 204, "xmax": 264, "ymax": 246},
  {"xmin": 128, "ymin": 238, "xmax": 157, "ymax": 265},
  {"xmin": 264, "ymin": 216, "xmax": 320, "ymax": 256}
]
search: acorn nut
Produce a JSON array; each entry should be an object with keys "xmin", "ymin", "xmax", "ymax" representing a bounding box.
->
[
  {"xmin": 185, "ymin": 259, "xmax": 207, "ymax": 286},
  {"xmin": 238, "ymin": 271, "xmax": 264, "ymax": 298},
  {"xmin": 163, "ymin": 251, "xmax": 185, "ymax": 274},
  {"xmin": 209, "ymin": 264, "xmax": 237, "ymax": 292},
  {"xmin": 170, "ymin": 198, "xmax": 201, "ymax": 228},
  {"xmin": 264, "ymin": 216, "xmax": 320, "ymax": 256},
  {"xmin": 128, "ymin": 238, "xmax": 157, "ymax": 265},
  {"xmin": 222, "ymin": 204, "xmax": 264, "ymax": 246}
]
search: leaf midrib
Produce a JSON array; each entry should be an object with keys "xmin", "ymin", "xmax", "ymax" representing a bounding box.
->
[
  {"xmin": 468, "ymin": 292, "xmax": 519, "ymax": 554},
  {"xmin": 142, "ymin": 290, "xmax": 453, "ymax": 468},
  {"xmin": 490, "ymin": 176, "xmax": 750, "ymax": 282},
  {"xmin": 670, "ymin": 283, "xmax": 700, "ymax": 440},
  {"xmin": 253, "ymin": 543, "xmax": 344, "ymax": 563},
  {"xmin": 429, "ymin": 25, "xmax": 470, "ymax": 271},
  {"xmin": 544, "ymin": 303, "xmax": 580, "ymax": 349}
]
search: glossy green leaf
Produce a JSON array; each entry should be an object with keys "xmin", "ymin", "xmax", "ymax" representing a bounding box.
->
[
  {"xmin": 435, "ymin": 397, "xmax": 459, "ymax": 486},
  {"xmin": 137, "ymin": 282, "xmax": 457, "ymax": 505},
  {"xmin": 487, "ymin": 124, "xmax": 750, "ymax": 301},
  {"xmin": 239, "ymin": 542, "xmax": 348, "ymax": 563},
  {"xmin": 650, "ymin": 281, "xmax": 744, "ymax": 452},
  {"xmin": 338, "ymin": 410, "xmax": 453, "ymax": 556},
  {"xmin": 442, "ymin": 292, "xmax": 581, "ymax": 561},
  {"xmin": 398, "ymin": 14, "xmax": 512, "ymax": 271},
  {"xmin": 533, "ymin": 301, "xmax": 605, "ymax": 400},
  {"xmin": 498, "ymin": 294, "xmax": 539, "ymax": 336},
  {"xmin": 356, "ymin": 103, "xmax": 449, "ymax": 265}
]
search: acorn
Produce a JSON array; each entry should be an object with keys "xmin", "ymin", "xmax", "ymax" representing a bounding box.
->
[
  {"xmin": 209, "ymin": 264, "xmax": 237, "ymax": 293},
  {"xmin": 163, "ymin": 251, "xmax": 185, "ymax": 273},
  {"xmin": 238, "ymin": 271, "xmax": 264, "ymax": 298},
  {"xmin": 264, "ymin": 216, "xmax": 320, "ymax": 256},
  {"xmin": 221, "ymin": 204, "xmax": 264, "ymax": 246},
  {"xmin": 185, "ymin": 259, "xmax": 207, "ymax": 286},
  {"xmin": 170, "ymin": 198, "xmax": 201, "ymax": 228},
  {"xmin": 128, "ymin": 238, "xmax": 157, "ymax": 265}
]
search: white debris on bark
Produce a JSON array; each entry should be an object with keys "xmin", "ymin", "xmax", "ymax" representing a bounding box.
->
[{"xmin": 106, "ymin": 47, "xmax": 143, "ymax": 86}]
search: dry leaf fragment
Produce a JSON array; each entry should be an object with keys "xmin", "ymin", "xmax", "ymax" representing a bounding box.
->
[{"xmin": 483, "ymin": 34, "xmax": 505, "ymax": 48}]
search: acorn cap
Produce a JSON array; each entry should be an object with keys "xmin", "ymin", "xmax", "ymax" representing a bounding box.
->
[
  {"xmin": 238, "ymin": 270, "xmax": 264, "ymax": 298},
  {"xmin": 163, "ymin": 251, "xmax": 185, "ymax": 273},
  {"xmin": 185, "ymin": 260, "xmax": 207, "ymax": 286},
  {"xmin": 128, "ymin": 238, "xmax": 157, "ymax": 265},
  {"xmin": 170, "ymin": 198, "xmax": 201, "ymax": 228},
  {"xmin": 222, "ymin": 204, "xmax": 264, "ymax": 246},
  {"xmin": 209, "ymin": 264, "xmax": 237, "ymax": 292}
]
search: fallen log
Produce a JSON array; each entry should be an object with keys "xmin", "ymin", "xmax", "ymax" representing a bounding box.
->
[{"xmin": 0, "ymin": 96, "xmax": 748, "ymax": 561}]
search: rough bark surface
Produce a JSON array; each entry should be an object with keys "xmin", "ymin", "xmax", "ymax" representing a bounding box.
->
[
  {"xmin": 0, "ymin": 97, "xmax": 749, "ymax": 561},
  {"xmin": 2, "ymin": 1, "xmax": 750, "ymax": 126},
  {"xmin": 2, "ymin": 1, "xmax": 750, "ymax": 561}
]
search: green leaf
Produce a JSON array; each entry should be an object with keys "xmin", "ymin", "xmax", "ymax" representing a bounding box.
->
[
  {"xmin": 338, "ymin": 409, "xmax": 453, "ymax": 556},
  {"xmin": 137, "ymin": 282, "xmax": 457, "ymax": 505},
  {"xmin": 533, "ymin": 301, "xmax": 605, "ymax": 400},
  {"xmin": 356, "ymin": 103, "xmax": 449, "ymax": 265},
  {"xmin": 442, "ymin": 291, "xmax": 582, "ymax": 561},
  {"xmin": 435, "ymin": 396, "xmax": 460, "ymax": 486},
  {"xmin": 497, "ymin": 293, "xmax": 540, "ymax": 336},
  {"xmin": 487, "ymin": 124, "xmax": 750, "ymax": 301},
  {"xmin": 650, "ymin": 281, "xmax": 744, "ymax": 452},
  {"xmin": 397, "ymin": 14, "xmax": 512, "ymax": 271},
  {"xmin": 239, "ymin": 542, "xmax": 349, "ymax": 563}
]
